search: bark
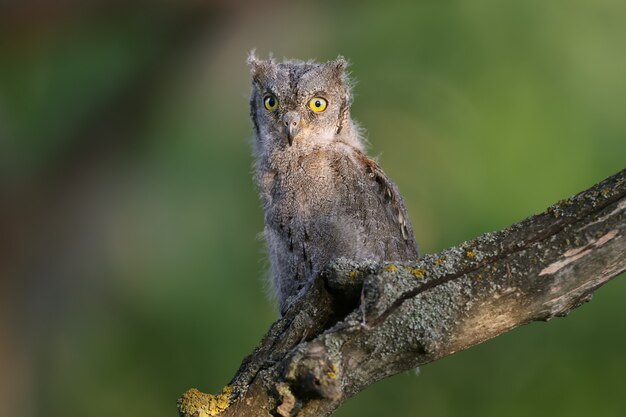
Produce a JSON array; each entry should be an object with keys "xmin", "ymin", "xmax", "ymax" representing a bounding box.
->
[{"xmin": 178, "ymin": 169, "xmax": 626, "ymax": 417}]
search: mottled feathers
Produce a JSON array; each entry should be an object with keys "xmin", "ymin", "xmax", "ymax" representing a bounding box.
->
[{"xmin": 248, "ymin": 53, "xmax": 419, "ymax": 314}]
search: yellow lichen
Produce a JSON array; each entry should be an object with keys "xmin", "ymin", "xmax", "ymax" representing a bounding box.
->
[
  {"xmin": 435, "ymin": 257, "xmax": 446, "ymax": 266},
  {"xmin": 276, "ymin": 383, "xmax": 296, "ymax": 417},
  {"xmin": 177, "ymin": 386, "xmax": 232, "ymax": 417},
  {"xmin": 348, "ymin": 270, "xmax": 359, "ymax": 279},
  {"xmin": 409, "ymin": 268, "xmax": 426, "ymax": 278},
  {"xmin": 384, "ymin": 264, "xmax": 398, "ymax": 272},
  {"xmin": 326, "ymin": 363, "xmax": 339, "ymax": 380},
  {"xmin": 556, "ymin": 198, "xmax": 572, "ymax": 207},
  {"xmin": 466, "ymin": 251, "xmax": 476, "ymax": 258}
]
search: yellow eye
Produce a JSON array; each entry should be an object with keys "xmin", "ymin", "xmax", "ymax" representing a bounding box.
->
[
  {"xmin": 308, "ymin": 97, "xmax": 327, "ymax": 112},
  {"xmin": 264, "ymin": 95, "xmax": 278, "ymax": 111}
]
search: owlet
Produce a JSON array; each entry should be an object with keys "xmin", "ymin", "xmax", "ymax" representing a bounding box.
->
[{"xmin": 248, "ymin": 53, "xmax": 419, "ymax": 315}]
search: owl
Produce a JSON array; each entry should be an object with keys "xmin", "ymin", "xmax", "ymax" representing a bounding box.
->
[{"xmin": 248, "ymin": 53, "xmax": 419, "ymax": 315}]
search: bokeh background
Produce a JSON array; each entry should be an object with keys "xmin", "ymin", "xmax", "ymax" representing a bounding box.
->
[{"xmin": 1, "ymin": 1, "xmax": 625, "ymax": 416}]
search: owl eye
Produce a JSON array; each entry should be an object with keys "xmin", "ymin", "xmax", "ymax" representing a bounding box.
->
[
  {"xmin": 308, "ymin": 97, "xmax": 328, "ymax": 112},
  {"xmin": 264, "ymin": 94, "xmax": 278, "ymax": 111}
]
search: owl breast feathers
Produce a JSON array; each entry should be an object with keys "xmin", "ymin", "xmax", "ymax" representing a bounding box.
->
[{"xmin": 248, "ymin": 53, "xmax": 419, "ymax": 315}]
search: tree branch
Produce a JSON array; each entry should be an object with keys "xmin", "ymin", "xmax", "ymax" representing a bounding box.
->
[{"xmin": 178, "ymin": 169, "xmax": 626, "ymax": 417}]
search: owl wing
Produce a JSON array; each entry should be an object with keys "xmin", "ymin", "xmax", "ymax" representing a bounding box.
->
[{"xmin": 327, "ymin": 148, "xmax": 419, "ymax": 261}]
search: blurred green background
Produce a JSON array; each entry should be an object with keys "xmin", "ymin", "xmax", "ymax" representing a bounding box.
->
[{"xmin": 0, "ymin": 1, "xmax": 624, "ymax": 416}]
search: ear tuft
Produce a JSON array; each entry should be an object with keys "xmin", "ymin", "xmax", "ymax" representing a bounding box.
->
[
  {"xmin": 247, "ymin": 49, "xmax": 262, "ymax": 71},
  {"xmin": 333, "ymin": 55, "xmax": 348, "ymax": 71},
  {"xmin": 247, "ymin": 50, "xmax": 276, "ymax": 82}
]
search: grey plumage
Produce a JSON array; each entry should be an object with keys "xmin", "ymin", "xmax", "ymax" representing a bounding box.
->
[{"xmin": 248, "ymin": 53, "xmax": 419, "ymax": 315}]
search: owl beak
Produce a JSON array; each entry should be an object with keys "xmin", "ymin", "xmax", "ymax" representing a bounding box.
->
[
  {"xmin": 283, "ymin": 112, "xmax": 301, "ymax": 146},
  {"xmin": 286, "ymin": 126, "xmax": 299, "ymax": 146}
]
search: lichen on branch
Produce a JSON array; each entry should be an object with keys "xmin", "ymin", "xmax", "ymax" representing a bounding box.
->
[{"xmin": 179, "ymin": 169, "xmax": 625, "ymax": 417}]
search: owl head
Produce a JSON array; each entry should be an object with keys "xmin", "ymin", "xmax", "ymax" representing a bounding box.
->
[{"xmin": 248, "ymin": 52, "xmax": 362, "ymax": 154}]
